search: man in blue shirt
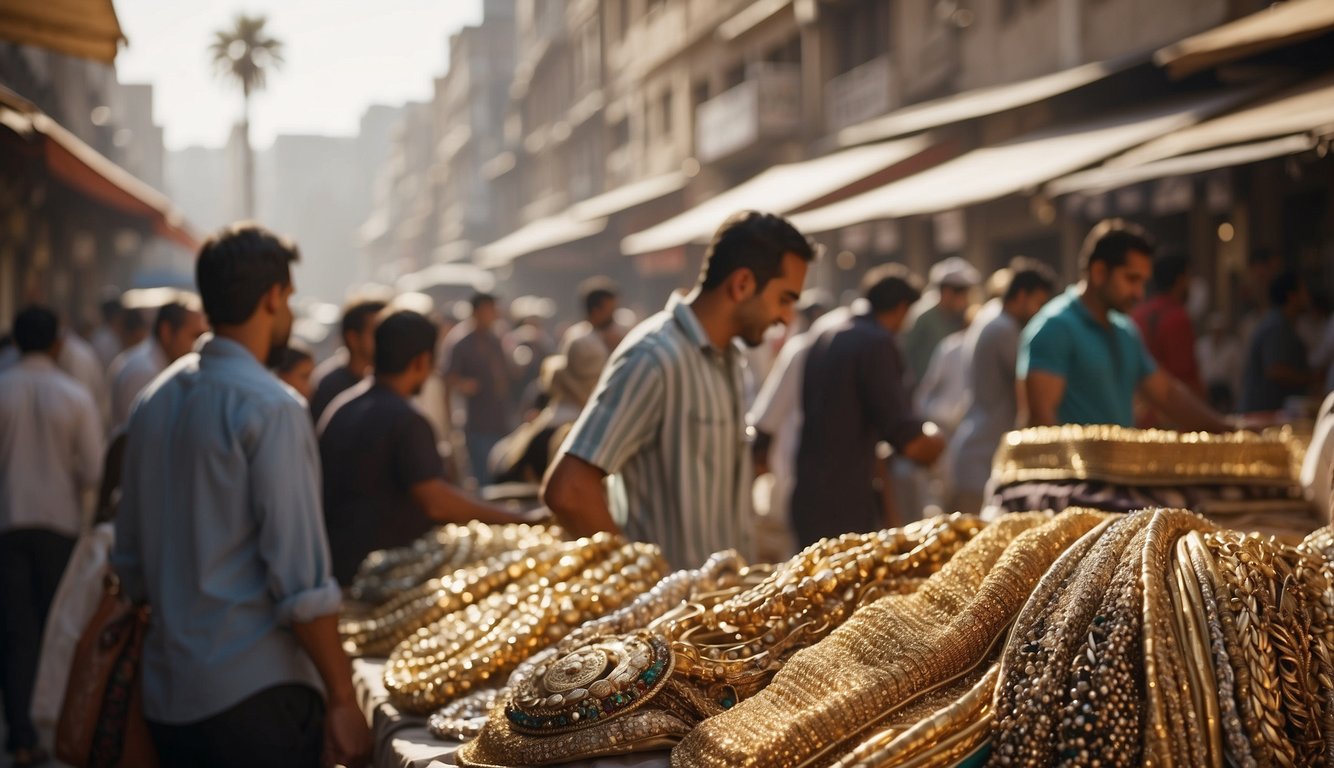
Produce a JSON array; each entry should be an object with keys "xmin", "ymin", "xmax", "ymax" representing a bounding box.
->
[
  {"xmin": 1019, "ymin": 220, "xmax": 1227, "ymax": 431},
  {"xmin": 114, "ymin": 224, "xmax": 371, "ymax": 768}
]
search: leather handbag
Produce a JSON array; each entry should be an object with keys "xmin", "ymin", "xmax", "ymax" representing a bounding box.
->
[{"xmin": 55, "ymin": 573, "xmax": 158, "ymax": 768}]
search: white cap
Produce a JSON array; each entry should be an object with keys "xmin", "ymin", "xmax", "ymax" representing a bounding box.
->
[{"xmin": 929, "ymin": 257, "xmax": 981, "ymax": 289}]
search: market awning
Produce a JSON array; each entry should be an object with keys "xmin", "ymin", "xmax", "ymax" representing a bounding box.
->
[
  {"xmin": 0, "ymin": 0, "xmax": 125, "ymax": 64},
  {"xmin": 790, "ymin": 89, "xmax": 1246, "ymax": 234},
  {"xmin": 1105, "ymin": 72, "xmax": 1334, "ymax": 167},
  {"xmin": 1046, "ymin": 134, "xmax": 1316, "ymax": 196},
  {"xmin": 475, "ymin": 172, "xmax": 686, "ymax": 269},
  {"xmin": 622, "ymin": 136, "xmax": 936, "ymax": 256},
  {"xmin": 1155, "ymin": 0, "xmax": 1334, "ymax": 79},
  {"xmin": 1, "ymin": 89, "xmax": 198, "ymax": 249},
  {"xmin": 833, "ymin": 53, "xmax": 1145, "ymax": 148}
]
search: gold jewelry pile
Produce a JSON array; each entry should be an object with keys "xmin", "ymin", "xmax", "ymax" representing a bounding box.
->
[
  {"xmin": 436, "ymin": 510, "xmax": 1334, "ymax": 768},
  {"xmin": 459, "ymin": 514, "xmax": 987, "ymax": 766},
  {"xmin": 428, "ymin": 549, "xmax": 751, "ymax": 742},
  {"xmin": 347, "ymin": 521, "xmax": 562, "ymax": 605},
  {"xmin": 383, "ymin": 533, "xmax": 669, "ymax": 713}
]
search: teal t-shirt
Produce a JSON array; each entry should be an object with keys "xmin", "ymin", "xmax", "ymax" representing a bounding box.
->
[{"xmin": 1017, "ymin": 288, "xmax": 1156, "ymax": 426}]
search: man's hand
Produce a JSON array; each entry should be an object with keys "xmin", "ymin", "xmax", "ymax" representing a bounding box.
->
[{"xmin": 322, "ymin": 697, "xmax": 372, "ymax": 768}]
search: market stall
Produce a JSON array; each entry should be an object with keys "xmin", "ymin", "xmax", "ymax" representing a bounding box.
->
[{"xmin": 343, "ymin": 428, "xmax": 1333, "ymax": 768}]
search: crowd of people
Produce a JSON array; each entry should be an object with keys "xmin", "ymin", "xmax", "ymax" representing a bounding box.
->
[{"xmin": 0, "ymin": 211, "xmax": 1332, "ymax": 766}]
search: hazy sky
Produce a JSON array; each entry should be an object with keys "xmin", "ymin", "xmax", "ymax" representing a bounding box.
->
[{"xmin": 114, "ymin": 0, "xmax": 482, "ymax": 151}]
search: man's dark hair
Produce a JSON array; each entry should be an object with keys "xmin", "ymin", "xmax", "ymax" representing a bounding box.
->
[
  {"xmin": 196, "ymin": 223, "xmax": 299, "ymax": 326},
  {"xmin": 1150, "ymin": 253, "xmax": 1190, "ymax": 294},
  {"xmin": 1269, "ymin": 270, "xmax": 1302, "ymax": 308},
  {"xmin": 100, "ymin": 294, "xmax": 124, "ymax": 323},
  {"xmin": 341, "ymin": 299, "xmax": 387, "ymax": 342},
  {"xmin": 13, "ymin": 305, "xmax": 60, "ymax": 353},
  {"xmin": 1005, "ymin": 258, "xmax": 1058, "ymax": 302},
  {"xmin": 122, "ymin": 307, "xmax": 147, "ymax": 336},
  {"xmin": 580, "ymin": 277, "xmax": 618, "ymax": 316},
  {"xmin": 1079, "ymin": 219, "xmax": 1155, "ymax": 274},
  {"xmin": 273, "ymin": 340, "xmax": 314, "ymax": 373},
  {"xmin": 374, "ymin": 310, "xmax": 439, "ymax": 375},
  {"xmin": 470, "ymin": 292, "xmax": 496, "ymax": 312},
  {"xmin": 154, "ymin": 302, "xmax": 193, "ymax": 341},
  {"xmin": 861, "ymin": 263, "xmax": 923, "ymax": 314},
  {"xmin": 698, "ymin": 211, "xmax": 817, "ymax": 292}
]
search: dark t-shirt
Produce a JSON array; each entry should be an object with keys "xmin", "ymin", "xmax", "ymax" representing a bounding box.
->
[
  {"xmin": 1240, "ymin": 308, "xmax": 1309, "ymax": 413},
  {"xmin": 319, "ymin": 383, "xmax": 444, "ymax": 584},
  {"xmin": 790, "ymin": 313, "xmax": 924, "ymax": 546},
  {"xmin": 443, "ymin": 324, "xmax": 515, "ymax": 434},
  {"xmin": 309, "ymin": 364, "xmax": 362, "ymax": 424}
]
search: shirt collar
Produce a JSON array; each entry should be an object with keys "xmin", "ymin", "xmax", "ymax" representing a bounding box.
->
[
  {"xmin": 668, "ymin": 293, "xmax": 714, "ymax": 351},
  {"xmin": 200, "ymin": 335, "xmax": 264, "ymax": 368},
  {"xmin": 17, "ymin": 352, "xmax": 58, "ymax": 371}
]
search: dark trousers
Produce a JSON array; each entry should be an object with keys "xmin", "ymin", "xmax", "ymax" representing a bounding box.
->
[
  {"xmin": 147, "ymin": 684, "xmax": 325, "ymax": 768},
  {"xmin": 0, "ymin": 528, "xmax": 75, "ymax": 752}
]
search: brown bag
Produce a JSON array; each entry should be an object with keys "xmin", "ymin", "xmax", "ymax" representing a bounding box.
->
[{"xmin": 55, "ymin": 574, "xmax": 158, "ymax": 768}]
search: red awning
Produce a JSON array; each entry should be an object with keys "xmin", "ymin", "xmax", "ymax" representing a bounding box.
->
[
  {"xmin": 1, "ymin": 88, "xmax": 198, "ymax": 249},
  {"xmin": 0, "ymin": 0, "xmax": 125, "ymax": 64}
]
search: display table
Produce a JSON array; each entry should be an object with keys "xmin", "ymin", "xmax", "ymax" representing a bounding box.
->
[{"xmin": 352, "ymin": 658, "xmax": 670, "ymax": 768}]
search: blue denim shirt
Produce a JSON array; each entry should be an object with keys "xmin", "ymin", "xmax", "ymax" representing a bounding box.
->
[{"xmin": 113, "ymin": 335, "xmax": 341, "ymax": 723}]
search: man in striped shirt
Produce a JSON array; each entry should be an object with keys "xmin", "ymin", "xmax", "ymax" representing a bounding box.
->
[{"xmin": 544, "ymin": 212, "xmax": 816, "ymax": 568}]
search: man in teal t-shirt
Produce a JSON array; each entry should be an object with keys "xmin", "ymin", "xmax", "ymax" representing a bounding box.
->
[{"xmin": 1018, "ymin": 219, "xmax": 1228, "ymax": 431}]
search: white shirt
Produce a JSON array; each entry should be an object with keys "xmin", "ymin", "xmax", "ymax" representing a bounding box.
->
[
  {"xmin": 0, "ymin": 355, "xmax": 104, "ymax": 537},
  {"xmin": 90, "ymin": 325, "xmax": 123, "ymax": 370},
  {"xmin": 0, "ymin": 333, "xmax": 109, "ymax": 429},
  {"xmin": 109, "ymin": 338, "xmax": 168, "ymax": 429}
]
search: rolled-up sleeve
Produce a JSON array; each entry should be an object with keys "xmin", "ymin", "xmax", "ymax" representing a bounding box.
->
[
  {"xmin": 248, "ymin": 399, "xmax": 341, "ymax": 624},
  {"xmin": 563, "ymin": 347, "xmax": 664, "ymax": 475}
]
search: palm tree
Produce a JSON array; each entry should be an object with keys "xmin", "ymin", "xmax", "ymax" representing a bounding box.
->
[{"xmin": 209, "ymin": 14, "xmax": 284, "ymax": 219}]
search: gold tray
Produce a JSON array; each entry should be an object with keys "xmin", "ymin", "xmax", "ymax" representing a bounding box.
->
[{"xmin": 992, "ymin": 425, "xmax": 1300, "ymax": 487}]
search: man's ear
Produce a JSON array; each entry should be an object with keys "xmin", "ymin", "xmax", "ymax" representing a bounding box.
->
[
  {"xmin": 729, "ymin": 268, "xmax": 756, "ymax": 303},
  {"xmin": 261, "ymin": 283, "xmax": 283, "ymax": 316}
]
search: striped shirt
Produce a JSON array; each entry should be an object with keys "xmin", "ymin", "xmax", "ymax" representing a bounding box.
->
[{"xmin": 562, "ymin": 294, "xmax": 752, "ymax": 569}]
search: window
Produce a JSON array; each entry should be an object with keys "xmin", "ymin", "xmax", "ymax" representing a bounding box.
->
[
  {"xmin": 832, "ymin": 0, "xmax": 891, "ymax": 74},
  {"xmin": 659, "ymin": 88, "xmax": 673, "ymax": 136}
]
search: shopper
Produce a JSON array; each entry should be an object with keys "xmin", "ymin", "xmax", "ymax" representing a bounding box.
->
[
  {"xmin": 319, "ymin": 310, "xmax": 531, "ymax": 584},
  {"xmin": 544, "ymin": 211, "xmax": 815, "ymax": 568},
  {"xmin": 113, "ymin": 224, "xmax": 371, "ymax": 768},
  {"xmin": 443, "ymin": 292, "xmax": 517, "ymax": 488},
  {"xmin": 309, "ymin": 298, "xmax": 387, "ymax": 422},
  {"xmin": 1240, "ymin": 271, "xmax": 1316, "ymax": 413},
  {"xmin": 109, "ymin": 299, "xmax": 207, "ymax": 429},
  {"xmin": 947, "ymin": 260, "xmax": 1056, "ymax": 514},
  {"xmin": 0, "ymin": 306, "xmax": 104, "ymax": 767},
  {"xmin": 789, "ymin": 264, "xmax": 945, "ymax": 547},
  {"xmin": 1019, "ymin": 219, "xmax": 1227, "ymax": 431}
]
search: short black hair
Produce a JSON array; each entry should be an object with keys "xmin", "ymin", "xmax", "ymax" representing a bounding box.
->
[
  {"xmin": 196, "ymin": 223, "xmax": 299, "ymax": 326},
  {"xmin": 698, "ymin": 211, "xmax": 817, "ymax": 292},
  {"xmin": 100, "ymin": 295, "xmax": 124, "ymax": 322},
  {"xmin": 1080, "ymin": 219, "xmax": 1155, "ymax": 274},
  {"xmin": 374, "ymin": 310, "xmax": 439, "ymax": 375},
  {"xmin": 341, "ymin": 299, "xmax": 387, "ymax": 341},
  {"xmin": 1269, "ymin": 270, "xmax": 1302, "ymax": 308},
  {"xmin": 122, "ymin": 307, "xmax": 147, "ymax": 335},
  {"xmin": 154, "ymin": 302, "xmax": 194, "ymax": 340},
  {"xmin": 470, "ymin": 292, "xmax": 496, "ymax": 312},
  {"xmin": 13, "ymin": 305, "xmax": 60, "ymax": 353},
  {"xmin": 861, "ymin": 263, "xmax": 923, "ymax": 314},
  {"xmin": 1150, "ymin": 252, "xmax": 1190, "ymax": 294},
  {"xmin": 1005, "ymin": 258, "xmax": 1058, "ymax": 302},
  {"xmin": 580, "ymin": 277, "xmax": 618, "ymax": 316},
  {"xmin": 273, "ymin": 340, "xmax": 314, "ymax": 373}
]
